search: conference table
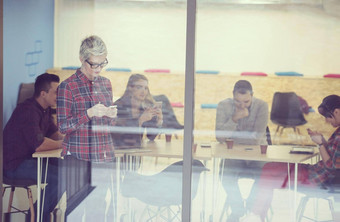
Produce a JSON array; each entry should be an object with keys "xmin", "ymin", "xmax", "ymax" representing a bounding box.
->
[
  {"xmin": 213, "ymin": 143, "xmax": 319, "ymax": 222},
  {"xmin": 32, "ymin": 148, "xmax": 63, "ymax": 222},
  {"xmin": 119, "ymin": 140, "xmax": 319, "ymax": 222},
  {"xmin": 31, "ymin": 141, "xmax": 319, "ymax": 222}
]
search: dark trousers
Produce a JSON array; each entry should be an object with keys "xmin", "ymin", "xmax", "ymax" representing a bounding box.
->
[
  {"xmin": 4, "ymin": 158, "xmax": 62, "ymax": 222},
  {"xmin": 220, "ymin": 159, "xmax": 265, "ymax": 219}
]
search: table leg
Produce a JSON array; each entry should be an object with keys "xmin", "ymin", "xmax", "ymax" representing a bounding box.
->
[
  {"xmin": 116, "ymin": 157, "xmax": 120, "ymax": 222},
  {"xmin": 41, "ymin": 157, "xmax": 49, "ymax": 222},
  {"xmin": 37, "ymin": 157, "xmax": 41, "ymax": 222},
  {"xmin": 294, "ymin": 163, "xmax": 298, "ymax": 222},
  {"xmin": 201, "ymin": 160, "xmax": 207, "ymax": 222},
  {"xmin": 210, "ymin": 157, "xmax": 221, "ymax": 222}
]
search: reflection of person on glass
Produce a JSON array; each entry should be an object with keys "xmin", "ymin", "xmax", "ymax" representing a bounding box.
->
[
  {"xmin": 112, "ymin": 74, "xmax": 163, "ymax": 148},
  {"xmin": 215, "ymin": 80, "xmax": 268, "ymax": 222},
  {"xmin": 243, "ymin": 95, "xmax": 340, "ymax": 222},
  {"xmin": 57, "ymin": 35, "xmax": 117, "ymax": 161}
]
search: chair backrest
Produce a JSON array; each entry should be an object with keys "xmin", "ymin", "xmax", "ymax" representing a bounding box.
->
[
  {"xmin": 17, "ymin": 83, "xmax": 35, "ymax": 105},
  {"xmin": 270, "ymin": 92, "xmax": 307, "ymax": 127},
  {"xmin": 121, "ymin": 160, "xmax": 208, "ymax": 206}
]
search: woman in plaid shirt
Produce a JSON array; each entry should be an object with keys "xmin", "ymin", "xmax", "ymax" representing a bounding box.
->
[
  {"xmin": 242, "ymin": 95, "xmax": 340, "ymax": 222},
  {"xmin": 57, "ymin": 35, "xmax": 117, "ymax": 162}
]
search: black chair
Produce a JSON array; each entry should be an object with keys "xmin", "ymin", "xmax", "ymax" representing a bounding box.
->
[
  {"xmin": 296, "ymin": 169, "xmax": 340, "ymax": 222},
  {"xmin": 270, "ymin": 92, "xmax": 307, "ymax": 144},
  {"xmin": 2, "ymin": 176, "xmax": 36, "ymax": 222},
  {"xmin": 120, "ymin": 159, "xmax": 208, "ymax": 221}
]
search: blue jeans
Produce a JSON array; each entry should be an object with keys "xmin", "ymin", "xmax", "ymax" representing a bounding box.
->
[{"xmin": 4, "ymin": 158, "xmax": 62, "ymax": 222}]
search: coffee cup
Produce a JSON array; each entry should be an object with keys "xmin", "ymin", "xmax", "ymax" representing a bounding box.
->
[
  {"xmin": 226, "ymin": 139, "xmax": 234, "ymax": 149},
  {"xmin": 165, "ymin": 134, "xmax": 172, "ymax": 142},
  {"xmin": 260, "ymin": 144, "xmax": 268, "ymax": 154}
]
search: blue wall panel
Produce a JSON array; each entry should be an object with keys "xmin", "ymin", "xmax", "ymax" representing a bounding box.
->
[{"xmin": 3, "ymin": 0, "xmax": 54, "ymax": 125}]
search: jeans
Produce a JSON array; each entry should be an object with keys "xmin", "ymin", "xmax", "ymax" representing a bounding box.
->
[{"xmin": 4, "ymin": 158, "xmax": 62, "ymax": 222}]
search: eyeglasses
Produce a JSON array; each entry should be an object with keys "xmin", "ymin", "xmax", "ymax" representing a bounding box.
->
[{"xmin": 86, "ymin": 59, "xmax": 108, "ymax": 69}]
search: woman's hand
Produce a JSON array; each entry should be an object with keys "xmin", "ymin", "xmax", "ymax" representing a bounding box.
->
[
  {"xmin": 105, "ymin": 106, "xmax": 117, "ymax": 118},
  {"xmin": 139, "ymin": 108, "xmax": 155, "ymax": 126},
  {"xmin": 87, "ymin": 104, "xmax": 107, "ymax": 118},
  {"xmin": 87, "ymin": 104, "xmax": 117, "ymax": 118},
  {"xmin": 307, "ymin": 128, "xmax": 326, "ymax": 145},
  {"xmin": 155, "ymin": 106, "xmax": 163, "ymax": 126}
]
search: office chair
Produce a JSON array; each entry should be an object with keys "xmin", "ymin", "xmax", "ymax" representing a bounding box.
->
[
  {"xmin": 270, "ymin": 92, "xmax": 307, "ymax": 144},
  {"xmin": 120, "ymin": 159, "xmax": 209, "ymax": 221},
  {"xmin": 296, "ymin": 169, "xmax": 340, "ymax": 222},
  {"xmin": 2, "ymin": 176, "xmax": 36, "ymax": 222},
  {"xmin": 17, "ymin": 83, "xmax": 35, "ymax": 104}
]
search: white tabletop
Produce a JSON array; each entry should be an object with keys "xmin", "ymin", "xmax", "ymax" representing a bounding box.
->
[
  {"xmin": 115, "ymin": 139, "xmax": 212, "ymax": 160},
  {"xmin": 32, "ymin": 148, "xmax": 63, "ymax": 158},
  {"xmin": 212, "ymin": 143, "xmax": 319, "ymax": 163}
]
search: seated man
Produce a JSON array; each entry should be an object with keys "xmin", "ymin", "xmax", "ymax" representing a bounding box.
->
[
  {"xmin": 215, "ymin": 80, "xmax": 268, "ymax": 222},
  {"xmin": 3, "ymin": 73, "xmax": 64, "ymax": 222}
]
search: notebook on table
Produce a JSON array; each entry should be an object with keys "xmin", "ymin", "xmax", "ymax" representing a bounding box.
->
[{"xmin": 290, "ymin": 146, "xmax": 316, "ymax": 154}]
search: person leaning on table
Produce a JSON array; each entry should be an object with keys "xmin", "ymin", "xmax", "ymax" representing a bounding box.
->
[
  {"xmin": 3, "ymin": 73, "xmax": 64, "ymax": 222},
  {"xmin": 215, "ymin": 80, "xmax": 269, "ymax": 222},
  {"xmin": 242, "ymin": 94, "xmax": 340, "ymax": 222}
]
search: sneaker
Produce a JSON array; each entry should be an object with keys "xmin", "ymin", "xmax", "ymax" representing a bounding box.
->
[{"xmin": 240, "ymin": 213, "xmax": 262, "ymax": 222}]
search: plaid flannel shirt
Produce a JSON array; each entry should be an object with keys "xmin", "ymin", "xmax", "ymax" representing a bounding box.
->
[
  {"xmin": 57, "ymin": 69, "xmax": 115, "ymax": 162},
  {"xmin": 309, "ymin": 127, "xmax": 340, "ymax": 184}
]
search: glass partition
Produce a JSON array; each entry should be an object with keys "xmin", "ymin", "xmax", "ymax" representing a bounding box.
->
[
  {"xmin": 3, "ymin": 0, "xmax": 340, "ymax": 221},
  {"xmin": 54, "ymin": 0, "xmax": 188, "ymax": 221},
  {"xmin": 195, "ymin": 1, "xmax": 340, "ymax": 222}
]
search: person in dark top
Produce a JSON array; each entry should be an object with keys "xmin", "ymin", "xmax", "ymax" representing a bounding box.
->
[
  {"xmin": 113, "ymin": 74, "xmax": 163, "ymax": 148},
  {"xmin": 3, "ymin": 73, "xmax": 64, "ymax": 222}
]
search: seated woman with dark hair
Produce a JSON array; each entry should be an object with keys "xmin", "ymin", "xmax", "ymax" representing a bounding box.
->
[
  {"xmin": 242, "ymin": 94, "xmax": 340, "ymax": 222},
  {"xmin": 113, "ymin": 74, "xmax": 163, "ymax": 148}
]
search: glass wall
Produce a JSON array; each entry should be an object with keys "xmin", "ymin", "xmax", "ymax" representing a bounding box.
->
[
  {"xmin": 195, "ymin": 0, "xmax": 340, "ymax": 221},
  {"xmin": 2, "ymin": 0, "xmax": 340, "ymax": 221},
  {"xmin": 55, "ymin": 0, "xmax": 189, "ymax": 221}
]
